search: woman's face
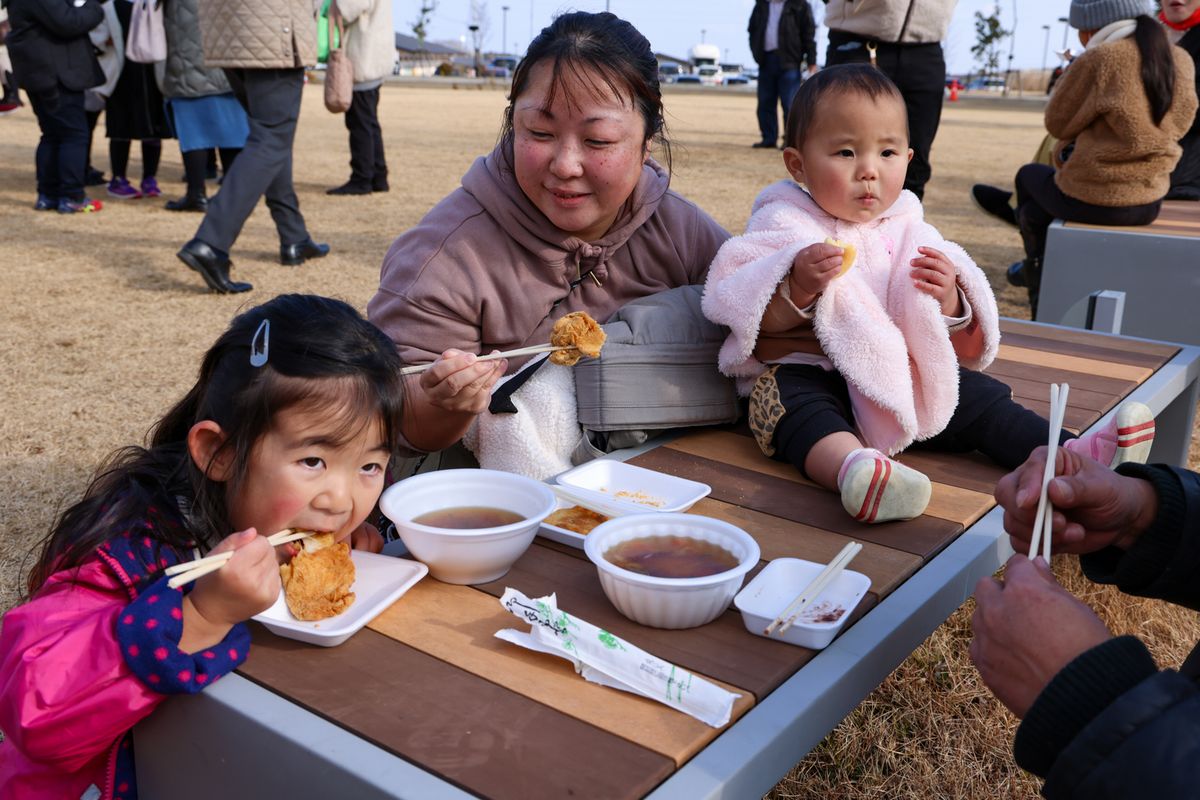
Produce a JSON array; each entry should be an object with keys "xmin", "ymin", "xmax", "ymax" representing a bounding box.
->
[
  {"xmin": 512, "ymin": 59, "xmax": 650, "ymax": 242},
  {"xmin": 1164, "ymin": 0, "xmax": 1200, "ymax": 25}
]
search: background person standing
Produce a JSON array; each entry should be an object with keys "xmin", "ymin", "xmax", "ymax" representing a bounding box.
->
[
  {"xmin": 325, "ymin": 0, "xmax": 392, "ymax": 195},
  {"xmin": 748, "ymin": 0, "xmax": 818, "ymax": 149},
  {"xmin": 178, "ymin": 0, "xmax": 330, "ymax": 294},
  {"xmin": 822, "ymin": 0, "xmax": 957, "ymax": 198}
]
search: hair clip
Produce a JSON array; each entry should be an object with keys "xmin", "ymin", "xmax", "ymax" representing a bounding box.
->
[{"xmin": 250, "ymin": 319, "xmax": 270, "ymax": 367}]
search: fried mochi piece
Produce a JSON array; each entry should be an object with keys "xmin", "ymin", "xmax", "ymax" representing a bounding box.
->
[
  {"xmin": 279, "ymin": 533, "xmax": 356, "ymax": 621},
  {"xmin": 549, "ymin": 311, "xmax": 606, "ymax": 366}
]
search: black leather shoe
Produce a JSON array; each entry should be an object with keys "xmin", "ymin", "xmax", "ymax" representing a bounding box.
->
[
  {"xmin": 1006, "ymin": 260, "xmax": 1028, "ymax": 287},
  {"xmin": 326, "ymin": 181, "xmax": 371, "ymax": 196},
  {"xmin": 751, "ymin": 140, "xmax": 776, "ymax": 149},
  {"xmin": 165, "ymin": 195, "xmax": 209, "ymax": 212},
  {"xmin": 971, "ymin": 184, "xmax": 1017, "ymax": 226},
  {"xmin": 372, "ymin": 180, "xmax": 390, "ymax": 193},
  {"xmin": 177, "ymin": 239, "xmax": 252, "ymax": 293},
  {"xmin": 280, "ymin": 238, "xmax": 331, "ymax": 266}
]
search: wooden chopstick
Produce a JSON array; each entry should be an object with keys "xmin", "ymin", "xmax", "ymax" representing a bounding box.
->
[
  {"xmin": 1028, "ymin": 383, "xmax": 1070, "ymax": 562},
  {"xmin": 165, "ymin": 529, "xmax": 314, "ymax": 589},
  {"xmin": 765, "ymin": 541, "xmax": 862, "ymax": 636},
  {"xmin": 400, "ymin": 344, "xmax": 570, "ymax": 375}
]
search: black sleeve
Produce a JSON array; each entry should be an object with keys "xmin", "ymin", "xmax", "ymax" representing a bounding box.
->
[
  {"xmin": 27, "ymin": 0, "xmax": 104, "ymax": 39},
  {"xmin": 1081, "ymin": 464, "xmax": 1200, "ymax": 611},
  {"xmin": 799, "ymin": 0, "xmax": 817, "ymax": 66}
]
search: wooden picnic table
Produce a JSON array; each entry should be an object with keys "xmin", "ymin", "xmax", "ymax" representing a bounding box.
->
[{"xmin": 136, "ymin": 320, "xmax": 1200, "ymax": 800}]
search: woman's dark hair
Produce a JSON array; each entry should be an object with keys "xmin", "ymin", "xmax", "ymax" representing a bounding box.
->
[
  {"xmin": 27, "ymin": 295, "xmax": 405, "ymax": 595},
  {"xmin": 498, "ymin": 11, "xmax": 671, "ymax": 171},
  {"xmin": 1133, "ymin": 15, "xmax": 1176, "ymax": 125},
  {"xmin": 784, "ymin": 64, "xmax": 907, "ymax": 151}
]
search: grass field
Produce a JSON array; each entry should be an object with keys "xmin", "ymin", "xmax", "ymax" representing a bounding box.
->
[{"xmin": 1, "ymin": 81, "xmax": 1197, "ymax": 798}]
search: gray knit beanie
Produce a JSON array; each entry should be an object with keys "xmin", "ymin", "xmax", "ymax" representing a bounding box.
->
[{"xmin": 1069, "ymin": 0, "xmax": 1151, "ymax": 30}]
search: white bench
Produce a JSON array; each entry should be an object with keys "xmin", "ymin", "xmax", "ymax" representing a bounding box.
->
[{"xmin": 1037, "ymin": 200, "xmax": 1200, "ymax": 344}]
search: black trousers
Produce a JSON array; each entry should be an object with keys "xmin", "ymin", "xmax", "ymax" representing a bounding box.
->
[
  {"xmin": 1014, "ymin": 163, "xmax": 1161, "ymax": 308},
  {"xmin": 760, "ymin": 364, "xmax": 1065, "ymax": 478},
  {"xmin": 825, "ymin": 31, "xmax": 945, "ymax": 199},
  {"xmin": 345, "ymin": 86, "xmax": 387, "ymax": 188},
  {"xmin": 28, "ymin": 86, "xmax": 89, "ymax": 201},
  {"xmin": 196, "ymin": 68, "xmax": 309, "ymax": 252}
]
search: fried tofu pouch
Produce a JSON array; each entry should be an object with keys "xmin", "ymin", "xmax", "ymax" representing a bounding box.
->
[
  {"xmin": 549, "ymin": 311, "xmax": 607, "ymax": 366},
  {"xmin": 279, "ymin": 533, "xmax": 356, "ymax": 621}
]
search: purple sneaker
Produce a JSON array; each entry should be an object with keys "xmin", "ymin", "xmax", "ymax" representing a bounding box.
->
[
  {"xmin": 107, "ymin": 177, "xmax": 141, "ymax": 199},
  {"xmin": 139, "ymin": 177, "xmax": 161, "ymax": 198}
]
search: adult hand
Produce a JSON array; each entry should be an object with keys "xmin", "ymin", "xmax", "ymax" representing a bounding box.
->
[
  {"xmin": 418, "ymin": 349, "xmax": 507, "ymax": 415},
  {"xmin": 787, "ymin": 241, "xmax": 846, "ymax": 301},
  {"xmin": 970, "ymin": 554, "xmax": 1112, "ymax": 718},
  {"xmin": 995, "ymin": 447, "xmax": 1158, "ymax": 555},
  {"xmin": 909, "ymin": 246, "xmax": 961, "ymax": 316}
]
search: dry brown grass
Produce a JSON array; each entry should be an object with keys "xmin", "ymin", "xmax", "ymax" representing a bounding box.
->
[{"xmin": 1, "ymin": 82, "xmax": 1197, "ymax": 797}]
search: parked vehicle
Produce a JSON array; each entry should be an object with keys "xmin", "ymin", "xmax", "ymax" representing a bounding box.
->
[{"xmin": 658, "ymin": 63, "xmax": 682, "ymax": 84}]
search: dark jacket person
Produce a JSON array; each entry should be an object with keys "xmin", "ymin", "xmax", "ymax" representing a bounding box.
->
[{"xmin": 747, "ymin": 0, "xmax": 817, "ymax": 148}]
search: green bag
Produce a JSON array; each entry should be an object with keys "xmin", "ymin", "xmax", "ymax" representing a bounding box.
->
[{"xmin": 317, "ymin": 0, "xmax": 340, "ymax": 64}]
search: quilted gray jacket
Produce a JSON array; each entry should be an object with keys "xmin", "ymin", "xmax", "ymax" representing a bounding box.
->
[
  {"xmin": 197, "ymin": 0, "xmax": 319, "ymax": 69},
  {"xmin": 164, "ymin": 0, "xmax": 231, "ymax": 99}
]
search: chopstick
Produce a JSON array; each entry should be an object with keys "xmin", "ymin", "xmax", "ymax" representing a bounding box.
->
[
  {"xmin": 165, "ymin": 529, "xmax": 315, "ymax": 589},
  {"xmin": 400, "ymin": 344, "xmax": 570, "ymax": 375},
  {"xmin": 1028, "ymin": 383, "xmax": 1070, "ymax": 562},
  {"xmin": 766, "ymin": 541, "xmax": 863, "ymax": 636}
]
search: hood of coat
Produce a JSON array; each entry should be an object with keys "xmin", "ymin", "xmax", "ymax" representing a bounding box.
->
[
  {"xmin": 461, "ymin": 146, "xmax": 672, "ymax": 284},
  {"xmin": 751, "ymin": 180, "xmax": 925, "ymax": 229}
]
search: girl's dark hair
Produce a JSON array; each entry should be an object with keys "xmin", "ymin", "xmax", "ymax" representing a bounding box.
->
[
  {"xmin": 498, "ymin": 11, "xmax": 671, "ymax": 171},
  {"xmin": 27, "ymin": 294, "xmax": 405, "ymax": 596},
  {"xmin": 1133, "ymin": 15, "xmax": 1175, "ymax": 125},
  {"xmin": 784, "ymin": 64, "xmax": 907, "ymax": 151}
]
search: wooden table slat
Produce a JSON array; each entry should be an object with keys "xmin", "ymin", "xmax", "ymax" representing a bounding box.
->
[
  {"xmin": 999, "ymin": 330, "xmax": 1177, "ymax": 370},
  {"xmin": 238, "ymin": 627, "xmax": 676, "ymax": 800},
  {"xmin": 998, "ymin": 319, "xmax": 1178, "ymax": 360},
  {"xmin": 364, "ymin": 577, "xmax": 754, "ymax": 766},
  {"xmin": 996, "ymin": 344, "xmax": 1152, "ymax": 383}
]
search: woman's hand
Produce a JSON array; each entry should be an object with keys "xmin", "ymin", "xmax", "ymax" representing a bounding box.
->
[
  {"xmin": 995, "ymin": 447, "xmax": 1158, "ymax": 555},
  {"xmin": 970, "ymin": 554, "xmax": 1112, "ymax": 718},
  {"xmin": 910, "ymin": 246, "xmax": 961, "ymax": 316},
  {"xmin": 788, "ymin": 241, "xmax": 846, "ymax": 301},
  {"xmin": 419, "ymin": 349, "xmax": 507, "ymax": 414},
  {"xmin": 181, "ymin": 529, "xmax": 280, "ymax": 652}
]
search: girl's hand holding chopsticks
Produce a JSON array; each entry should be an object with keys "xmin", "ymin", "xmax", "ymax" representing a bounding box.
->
[{"xmin": 177, "ymin": 529, "xmax": 282, "ymax": 653}]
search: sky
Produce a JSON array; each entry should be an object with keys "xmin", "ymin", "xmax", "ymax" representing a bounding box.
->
[{"xmin": 391, "ymin": 1, "xmax": 1085, "ymax": 76}]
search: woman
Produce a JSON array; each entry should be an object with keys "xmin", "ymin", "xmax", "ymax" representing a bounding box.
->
[
  {"xmin": 162, "ymin": 0, "xmax": 249, "ymax": 211},
  {"xmin": 368, "ymin": 12, "xmax": 730, "ymax": 456},
  {"xmin": 1163, "ymin": 0, "xmax": 1200, "ymax": 199},
  {"xmin": 1006, "ymin": 0, "xmax": 1196, "ymax": 315}
]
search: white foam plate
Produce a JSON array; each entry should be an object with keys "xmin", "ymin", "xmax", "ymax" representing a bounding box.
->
[
  {"xmin": 253, "ymin": 551, "xmax": 428, "ymax": 647},
  {"xmin": 733, "ymin": 558, "xmax": 870, "ymax": 650},
  {"xmin": 538, "ymin": 496, "xmax": 637, "ymax": 549},
  {"xmin": 555, "ymin": 460, "xmax": 711, "ymax": 514}
]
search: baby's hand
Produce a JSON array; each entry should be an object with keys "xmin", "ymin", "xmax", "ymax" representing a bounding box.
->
[
  {"xmin": 788, "ymin": 242, "xmax": 847, "ymax": 299},
  {"xmin": 188, "ymin": 529, "xmax": 281, "ymax": 628},
  {"xmin": 910, "ymin": 246, "xmax": 962, "ymax": 316}
]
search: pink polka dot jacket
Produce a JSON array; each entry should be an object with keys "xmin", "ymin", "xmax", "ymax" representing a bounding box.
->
[{"xmin": 0, "ymin": 517, "xmax": 251, "ymax": 800}]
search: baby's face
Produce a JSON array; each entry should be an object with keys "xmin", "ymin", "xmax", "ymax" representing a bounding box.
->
[{"xmin": 783, "ymin": 91, "xmax": 912, "ymax": 223}]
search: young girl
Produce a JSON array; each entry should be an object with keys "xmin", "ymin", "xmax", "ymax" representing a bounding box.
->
[
  {"xmin": 1006, "ymin": 0, "xmax": 1197, "ymax": 313},
  {"xmin": 703, "ymin": 65, "xmax": 1155, "ymax": 523},
  {"xmin": 0, "ymin": 294, "xmax": 405, "ymax": 800}
]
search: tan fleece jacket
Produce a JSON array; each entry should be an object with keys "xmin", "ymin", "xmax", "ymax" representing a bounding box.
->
[
  {"xmin": 823, "ymin": 0, "xmax": 957, "ymax": 44},
  {"xmin": 1048, "ymin": 37, "xmax": 1198, "ymax": 206},
  {"xmin": 368, "ymin": 149, "xmax": 730, "ymax": 369}
]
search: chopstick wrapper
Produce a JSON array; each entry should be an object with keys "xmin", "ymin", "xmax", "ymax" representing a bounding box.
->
[{"xmin": 495, "ymin": 588, "xmax": 738, "ymax": 728}]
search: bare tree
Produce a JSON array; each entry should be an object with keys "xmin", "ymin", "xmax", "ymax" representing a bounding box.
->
[
  {"xmin": 971, "ymin": 6, "xmax": 1010, "ymax": 82},
  {"xmin": 410, "ymin": 1, "xmax": 438, "ymax": 75},
  {"xmin": 470, "ymin": 0, "xmax": 491, "ymax": 73}
]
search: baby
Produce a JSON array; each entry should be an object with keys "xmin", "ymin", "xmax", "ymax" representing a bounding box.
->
[{"xmin": 703, "ymin": 64, "xmax": 1153, "ymax": 523}]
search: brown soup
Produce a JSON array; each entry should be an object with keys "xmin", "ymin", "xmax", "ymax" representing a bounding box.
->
[
  {"xmin": 603, "ymin": 535, "xmax": 739, "ymax": 579},
  {"xmin": 413, "ymin": 506, "xmax": 524, "ymax": 529}
]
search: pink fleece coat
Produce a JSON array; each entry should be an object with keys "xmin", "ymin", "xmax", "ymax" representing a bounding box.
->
[{"xmin": 703, "ymin": 181, "xmax": 1000, "ymax": 455}]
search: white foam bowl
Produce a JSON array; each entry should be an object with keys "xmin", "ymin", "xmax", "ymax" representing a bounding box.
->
[
  {"xmin": 379, "ymin": 469, "xmax": 556, "ymax": 584},
  {"xmin": 584, "ymin": 513, "xmax": 761, "ymax": 629},
  {"xmin": 733, "ymin": 558, "xmax": 870, "ymax": 650}
]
